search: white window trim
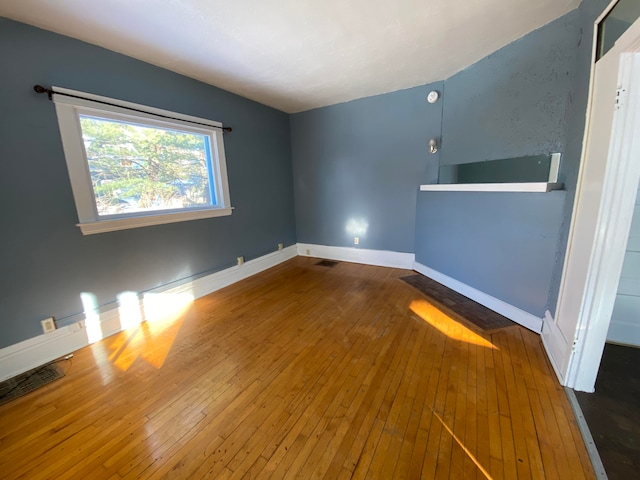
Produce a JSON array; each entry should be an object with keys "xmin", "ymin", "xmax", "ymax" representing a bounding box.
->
[{"xmin": 52, "ymin": 87, "xmax": 233, "ymax": 235}]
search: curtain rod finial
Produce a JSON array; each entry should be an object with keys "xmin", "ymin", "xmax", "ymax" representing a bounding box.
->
[{"xmin": 34, "ymin": 84, "xmax": 53, "ymax": 99}]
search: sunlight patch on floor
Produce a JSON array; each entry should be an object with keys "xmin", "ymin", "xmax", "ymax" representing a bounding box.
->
[
  {"xmin": 409, "ymin": 299, "xmax": 497, "ymax": 349},
  {"xmin": 106, "ymin": 292, "xmax": 193, "ymax": 371},
  {"xmin": 433, "ymin": 410, "xmax": 494, "ymax": 480}
]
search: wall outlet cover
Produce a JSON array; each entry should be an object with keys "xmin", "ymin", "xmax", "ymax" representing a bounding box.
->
[{"xmin": 41, "ymin": 317, "xmax": 56, "ymax": 334}]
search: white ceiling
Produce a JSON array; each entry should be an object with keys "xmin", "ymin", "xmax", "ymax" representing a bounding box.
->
[{"xmin": 0, "ymin": 0, "xmax": 580, "ymax": 113}]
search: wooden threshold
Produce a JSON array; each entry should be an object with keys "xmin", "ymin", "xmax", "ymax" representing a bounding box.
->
[{"xmin": 0, "ymin": 257, "xmax": 594, "ymax": 479}]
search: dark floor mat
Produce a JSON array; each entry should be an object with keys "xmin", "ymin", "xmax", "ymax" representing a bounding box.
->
[
  {"xmin": 400, "ymin": 274, "xmax": 515, "ymax": 332},
  {"xmin": 574, "ymin": 343, "xmax": 640, "ymax": 480},
  {"xmin": 0, "ymin": 363, "xmax": 65, "ymax": 406}
]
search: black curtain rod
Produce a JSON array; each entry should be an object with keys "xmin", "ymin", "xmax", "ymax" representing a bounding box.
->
[{"xmin": 33, "ymin": 85, "xmax": 232, "ymax": 132}]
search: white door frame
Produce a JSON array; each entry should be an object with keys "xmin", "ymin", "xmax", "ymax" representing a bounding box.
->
[{"xmin": 545, "ymin": 7, "xmax": 640, "ymax": 392}]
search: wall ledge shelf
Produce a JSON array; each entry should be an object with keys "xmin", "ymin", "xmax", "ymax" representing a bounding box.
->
[{"xmin": 420, "ymin": 182, "xmax": 563, "ymax": 193}]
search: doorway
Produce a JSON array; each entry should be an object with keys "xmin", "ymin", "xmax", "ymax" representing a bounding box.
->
[{"xmin": 541, "ymin": 3, "xmax": 640, "ymax": 392}]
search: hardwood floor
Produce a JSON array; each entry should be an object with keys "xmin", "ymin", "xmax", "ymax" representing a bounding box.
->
[{"xmin": 0, "ymin": 257, "xmax": 594, "ymax": 479}]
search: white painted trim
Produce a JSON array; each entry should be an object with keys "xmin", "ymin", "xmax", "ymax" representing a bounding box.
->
[
  {"xmin": 297, "ymin": 243, "xmax": 415, "ymax": 269},
  {"xmin": 52, "ymin": 86, "xmax": 232, "ymax": 235},
  {"xmin": 413, "ymin": 262, "xmax": 543, "ymax": 333},
  {"xmin": 548, "ymin": 153, "xmax": 561, "ymax": 183},
  {"xmin": 0, "ymin": 246, "xmax": 297, "ymax": 382},
  {"xmin": 595, "ymin": 0, "xmax": 622, "ymax": 26},
  {"xmin": 0, "ymin": 323, "xmax": 86, "ymax": 384},
  {"xmin": 540, "ymin": 310, "xmax": 569, "ymax": 385},
  {"xmin": 566, "ymin": 51, "xmax": 640, "ymax": 392},
  {"xmin": 78, "ymin": 207, "xmax": 233, "ymax": 235},
  {"xmin": 55, "ymin": 103, "xmax": 96, "ymax": 222},
  {"xmin": 419, "ymin": 182, "xmax": 563, "ymax": 193},
  {"xmin": 167, "ymin": 245, "xmax": 297, "ymax": 299}
]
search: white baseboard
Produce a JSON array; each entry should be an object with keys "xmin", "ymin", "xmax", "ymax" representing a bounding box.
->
[
  {"xmin": 412, "ymin": 262, "xmax": 543, "ymax": 333},
  {"xmin": 162, "ymin": 245, "xmax": 298, "ymax": 299},
  {"xmin": 0, "ymin": 322, "xmax": 89, "ymax": 383},
  {"xmin": 297, "ymin": 243, "xmax": 415, "ymax": 269},
  {"xmin": 0, "ymin": 245, "xmax": 297, "ymax": 382}
]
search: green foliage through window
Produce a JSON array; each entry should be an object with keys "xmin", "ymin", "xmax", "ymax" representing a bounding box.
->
[{"xmin": 79, "ymin": 115, "xmax": 215, "ymax": 216}]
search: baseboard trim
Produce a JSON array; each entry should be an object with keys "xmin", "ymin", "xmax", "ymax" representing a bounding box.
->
[
  {"xmin": 297, "ymin": 243, "xmax": 415, "ymax": 269},
  {"xmin": 0, "ymin": 245, "xmax": 297, "ymax": 382},
  {"xmin": 412, "ymin": 262, "xmax": 543, "ymax": 333},
  {"xmin": 0, "ymin": 323, "xmax": 89, "ymax": 383}
]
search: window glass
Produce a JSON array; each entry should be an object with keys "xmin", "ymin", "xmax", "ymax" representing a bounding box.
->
[
  {"xmin": 79, "ymin": 115, "xmax": 215, "ymax": 216},
  {"xmin": 597, "ymin": 0, "xmax": 640, "ymax": 61}
]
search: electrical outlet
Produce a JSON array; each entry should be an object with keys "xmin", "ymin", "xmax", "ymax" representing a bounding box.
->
[
  {"xmin": 354, "ymin": 237, "xmax": 359, "ymax": 245},
  {"xmin": 237, "ymin": 256, "xmax": 245, "ymax": 266},
  {"xmin": 69, "ymin": 321, "xmax": 83, "ymax": 333},
  {"xmin": 41, "ymin": 317, "xmax": 56, "ymax": 334},
  {"xmin": 278, "ymin": 243, "xmax": 284, "ymax": 251}
]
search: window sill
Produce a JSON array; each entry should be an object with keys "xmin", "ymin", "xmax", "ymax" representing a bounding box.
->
[
  {"xmin": 77, "ymin": 207, "xmax": 233, "ymax": 235},
  {"xmin": 419, "ymin": 182, "xmax": 563, "ymax": 193}
]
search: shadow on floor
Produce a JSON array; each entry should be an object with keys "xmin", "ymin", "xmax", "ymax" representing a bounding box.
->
[{"xmin": 575, "ymin": 343, "xmax": 640, "ymax": 480}]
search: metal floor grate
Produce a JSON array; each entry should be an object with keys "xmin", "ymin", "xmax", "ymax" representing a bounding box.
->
[
  {"xmin": 316, "ymin": 260, "xmax": 339, "ymax": 268},
  {"xmin": 0, "ymin": 363, "xmax": 65, "ymax": 406},
  {"xmin": 401, "ymin": 274, "xmax": 515, "ymax": 332}
]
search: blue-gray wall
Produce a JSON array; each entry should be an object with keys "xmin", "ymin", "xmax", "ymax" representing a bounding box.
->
[
  {"xmin": 415, "ymin": 12, "xmax": 581, "ymax": 317},
  {"xmin": 416, "ymin": 192, "xmax": 566, "ymax": 315},
  {"xmin": 290, "ymin": 84, "xmax": 443, "ymax": 253},
  {"xmin": 440, "ymin": 13, "xmax": 580, "ymax": 165},
  {"xmin": 0, "ymin": 18, "xmax": 296, "ymax": 348}
]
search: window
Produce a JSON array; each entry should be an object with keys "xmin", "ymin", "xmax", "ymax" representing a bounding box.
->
[
  {"xmin": 53, "ymin": 87, "xmax": 232, "ymax": 235},
  {"xmin": 596, "ymin": 0, "xmax": 640, "ymax": 61}
]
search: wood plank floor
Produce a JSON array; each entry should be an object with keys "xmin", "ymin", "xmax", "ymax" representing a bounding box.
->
[{"xmin": 0, "ymin": 257, "xmax": 594, "ymax": 479}]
